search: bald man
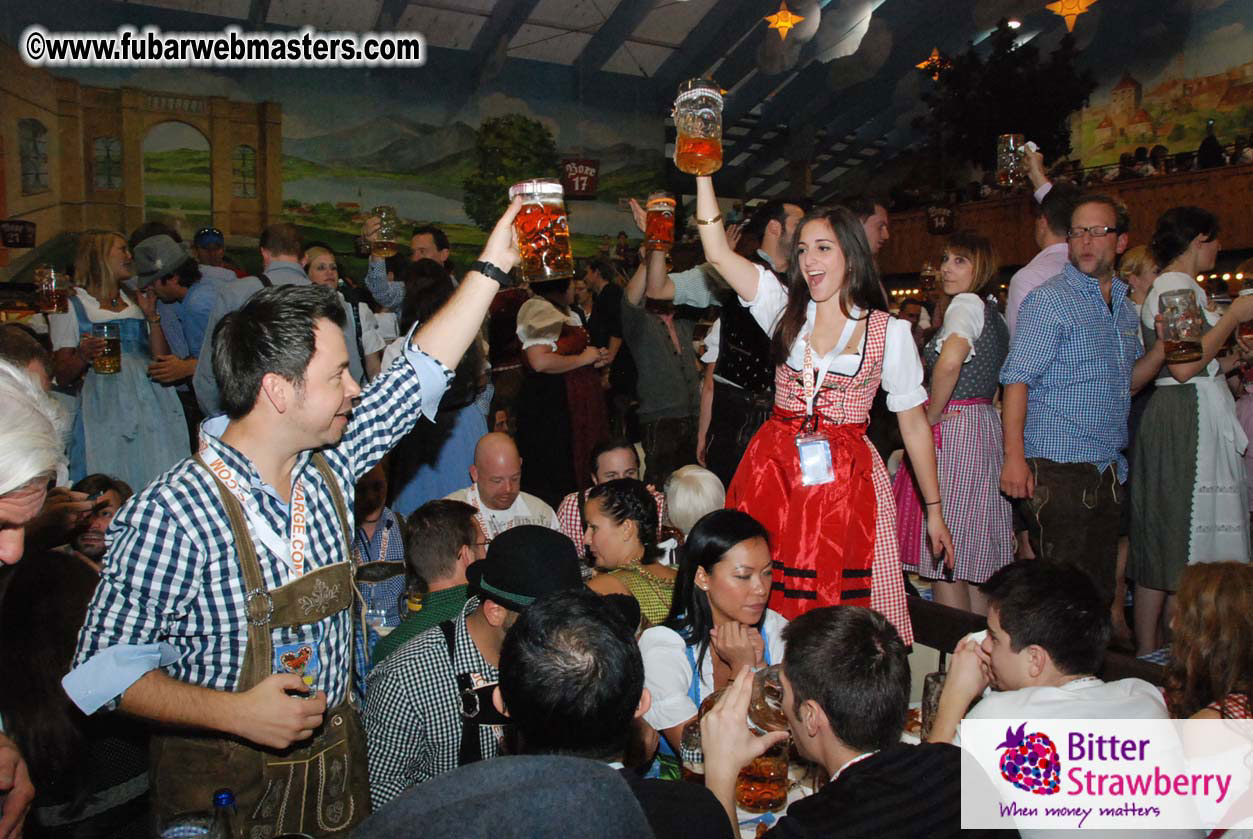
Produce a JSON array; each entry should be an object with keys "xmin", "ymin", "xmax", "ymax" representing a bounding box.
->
[{"xmin": 445, "ymin": 432, "xmax": 560, "ymax": 540}]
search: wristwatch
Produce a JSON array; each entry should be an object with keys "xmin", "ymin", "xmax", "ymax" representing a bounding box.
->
[{"xmin": 469, "ymin": 260, "xmax": 514, "ymax": 287}]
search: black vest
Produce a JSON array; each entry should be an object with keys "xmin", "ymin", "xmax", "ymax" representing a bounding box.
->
[{"xmin": 712, "ymin": 257, "xmax": 776, "ymax": 395}]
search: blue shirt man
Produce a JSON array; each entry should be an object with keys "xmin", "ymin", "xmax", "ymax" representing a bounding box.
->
[{"xmin": 999, "ymin": 196, "xmax": 1162, "ymax": 604}]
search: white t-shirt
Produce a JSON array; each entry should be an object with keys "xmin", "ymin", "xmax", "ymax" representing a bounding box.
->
[
  {"xmin": 640, "ymin": 609, "xmax": 789, "ymax": 731},
  {"xmin": 960, "ymin": 677, "xmax": 1192, "ymax": 839},
  {"xmin": 741, "ymin": 264, "xmax": 927, "ymax": 412},
  {"xmin": 445, "ymin": 484, "xmax": 560, "ymax": 540},
  {"xmin": 931, "ymin": 292, "xmax": 985, "ymax": 363}
]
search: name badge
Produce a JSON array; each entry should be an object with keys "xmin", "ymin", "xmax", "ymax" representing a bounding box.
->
[
  {"xmin": 275, "ymin": 641, "xmax": 320, "ymax": 697},
  {"xmin": 796, "ymin": 432, "xmax": 835, "ymax": 486}
]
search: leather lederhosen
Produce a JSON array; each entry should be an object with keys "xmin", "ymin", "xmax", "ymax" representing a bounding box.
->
[{"xmin": 151, "ymin": 453, "xmax": 371, "ymax": 838}]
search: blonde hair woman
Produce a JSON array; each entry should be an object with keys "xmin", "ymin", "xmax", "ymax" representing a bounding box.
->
[{"xmin": 48, "ymin": 230, "xmax": 187, "ymax": 492}]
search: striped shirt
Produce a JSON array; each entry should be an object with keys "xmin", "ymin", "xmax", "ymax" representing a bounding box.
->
[
  {"xmin": 1000, "ymin": 263, "xmax": 1142, "ymax": 481},
  {"xmin": 72, "ymin": 338, "xmax": 451, "ymax": 709}
]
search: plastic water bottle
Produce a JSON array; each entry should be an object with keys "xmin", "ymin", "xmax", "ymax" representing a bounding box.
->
[{"xmin": 210, "ymin": 788, "xmax": 236, "ymax": 839}]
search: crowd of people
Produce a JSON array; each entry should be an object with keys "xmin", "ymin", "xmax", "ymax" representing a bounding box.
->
[{"xmin": 0, "ymin": 135, "xmax": 1250, "ymax": 839}]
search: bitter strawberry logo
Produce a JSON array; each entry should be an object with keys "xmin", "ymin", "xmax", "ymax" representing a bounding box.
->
[{"xmin": 997, "ymin": 722, "xmax": 1061, "ymax": 795}]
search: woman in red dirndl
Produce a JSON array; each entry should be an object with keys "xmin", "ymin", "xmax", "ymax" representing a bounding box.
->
[{"xmin": 690, "ymin": 176, "xmax": 953, "ymax": 646}]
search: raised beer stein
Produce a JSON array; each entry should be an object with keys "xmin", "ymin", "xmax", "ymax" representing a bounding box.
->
[
  {"xmin": 36, "ymin": 264, "xmax": 70, "ymax": 313},
  {"xmin": 645, "ymin": 192, "xmax": 676, "ymax": 252},
  {"xmin": 996, "ymin": 134, "xmax": 1026, "ymax": 187},
  {"xmin": 371, "ymin": 206, "xmax": 399, "ymax": 259},
  {"xmin": 673, "ymin": 79, "xmax": 724, "ymax": 176},
  {"xmin": 1159, "ymin": 288, "xmax": 1204, "ymax": 363},
  {"xmin": 509, "ymin": 179, "xmax": 574, "ymax": 284}
]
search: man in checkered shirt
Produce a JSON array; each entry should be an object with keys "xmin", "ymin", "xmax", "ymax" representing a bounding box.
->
[
  {"xmin": 363, "ymin": 525, "xmax": 583, "ymax": 808},
  {"xmin": 555, "ymin": 439, "xmax": 666, "ymax": 549},
  {"xmin": 1000, "ymin": 195, "xmax": 1164, "ymax": 604},
  {"xmin": 65, "ymin": 201, "xmax": 526, "ymax": 826}
]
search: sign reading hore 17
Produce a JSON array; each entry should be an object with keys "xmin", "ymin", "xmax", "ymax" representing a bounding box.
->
[{"xmin": 561, "ymin": 159, "xmax": 600, "ymax": 199}]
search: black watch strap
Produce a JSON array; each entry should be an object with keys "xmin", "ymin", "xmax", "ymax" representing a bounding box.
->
[{"xmin": 469, "ymin": 260, "xmax": 513, "ymax": 287}]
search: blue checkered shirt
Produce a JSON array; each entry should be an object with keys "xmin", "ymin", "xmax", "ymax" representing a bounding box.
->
[
  {"xmin": 73, "ymin": 337, "xmax": 451, "ymax": 709},
  {"xmin": 1000, "ymin": 263, "xmax": 1142, "ymax": 481}
]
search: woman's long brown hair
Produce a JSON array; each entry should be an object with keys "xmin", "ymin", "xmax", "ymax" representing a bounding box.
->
[
  {"xmin": 73, "ymin": 230, "xmax": 127, "ymax": 304},
  {"xmin": 1164, "ymin": 562, "xmax": 1253, "ymax": 718},
  {"xmin": 770, "ymin": 206, "xmax": 888, "ymax": 366}
]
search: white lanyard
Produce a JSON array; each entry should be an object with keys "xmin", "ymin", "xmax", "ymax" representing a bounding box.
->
[
  {"xmin": 201, "ymin": 441, "xmax": 310, "ymax": 579},
  {"xmin": 800, "ymin": 307, "xmax": 860, "ymax": 417}
]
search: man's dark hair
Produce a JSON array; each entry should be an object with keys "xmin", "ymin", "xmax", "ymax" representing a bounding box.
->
[
  {"xmin": 71, "ymin": 473, "xmax": 133, "ymax": 506},
  {"xmin": 1074, "ymin": 194, "xmax": 1131, "ymax": 236},
  {"xmin": 586, "ymin": 259, "xmax": 616, "ymax": 283},
  {"xmin": 0, "ymin": 324, "xmax": 52, "ymax": 381},
  {"xmin": 1037, "ymin": 181, "xmax": 1082, "ymax": 238},
  {"xmin": 979, "ymin": 560, "xmax": 1111, "ymax": 676},
  {"xmin": 837, "ymin": 194, "xmax": 884, "ymax": 222},
  {"xmin": 128, "ymin": 221, "xmax": 181, "ymax": 251},
  {"xmin": 742, "ymin": 199, "xmax": 810, "ymax": 240},
  {"xmin": 898, "ymin": 296, "xmax": 924, "ymax": 311},
  {"xmin": 211, "ymin": 284, "xmax": 346, "ymax": 419},
  {"xmin": 589, "ymin": 438, "xmax": 639, "ymax": 477},
  {"xmin": 411, "ymin": 225, "xmax": 450, "ymax": 252},
  {"xmin": 164, "ymin": 257, "xmax": 202, "ymax": 289},
  {"xmin": 498, "ymin": 587, "xmax": 643, "ymax": 761},
  {"xmin": 403, "ymin": 499, "xmax": 479, "ymax": 592},
  {"xmin": 782, "ymin": 606, "xmax": 909, "ymax": 753},
  {"xmin": 260, "ymin": 223, "xmax": 302, "ymax": 258}
]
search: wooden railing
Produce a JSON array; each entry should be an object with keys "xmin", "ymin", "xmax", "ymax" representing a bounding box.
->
[{"xmin": 880, "ymin": 163, "xmax": 1253, "ymax": 276}]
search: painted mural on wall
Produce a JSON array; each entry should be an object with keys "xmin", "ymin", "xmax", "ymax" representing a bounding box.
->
[{"xmin": 1069, "ymin": 0, "xmax": 1253, "ymax": 167}]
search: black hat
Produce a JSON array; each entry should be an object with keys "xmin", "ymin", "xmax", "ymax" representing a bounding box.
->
[{"xmin": 466, "ymin": 525, "xmax": 583, "ymax": 611}]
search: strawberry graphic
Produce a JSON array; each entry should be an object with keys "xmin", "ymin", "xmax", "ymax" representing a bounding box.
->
[{"xmin": 996, "ymin": 722, "xmax": 1060, "ymax": 795}]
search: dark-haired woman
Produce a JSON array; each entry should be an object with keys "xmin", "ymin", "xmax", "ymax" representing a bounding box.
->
[
  {"xmin": 584, "ymin": 478, "xmax": 677, "ymax": 625},
  {"xmin": 894, "ymin": 231, "xmax": 1012, "ymax": 615},
  {"xmin": 515, "ymin": 277, "xmax": 610, "ymax": 506},
  {"xmin": 1131, "ymin": 207, "xmax": 1253, "ymax": 655},
  {"xmin": 690, "ymin": 176, "xmax": 953, "ymax": 643},
  {"xmin": 385, "ymin": 259, "xmax": 490, "ymax": 514},
  {"xmin": 639, "ymin": 509, "xmax": 785, "ymax": 755},
  {"xmin": 1164, "ymin": 562, "xmax": 1252, "ymax": 720}
]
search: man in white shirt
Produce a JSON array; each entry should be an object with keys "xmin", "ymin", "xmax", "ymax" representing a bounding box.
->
[
  {"xmin": 446, "ymin": 432, "xmax": 559, "ymax": 540},
  {"xmin": 928, "ymin": 561, "xmax": 1166, "ymax": 749},
  {"xmin": 1005, "ymin": 151, "xmax": 1082, "ymax": 338}
]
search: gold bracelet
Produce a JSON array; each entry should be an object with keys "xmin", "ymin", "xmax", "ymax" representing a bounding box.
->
[{"xmin": 695, "ymin": 213, "xmax": 723, "ymax": 226}]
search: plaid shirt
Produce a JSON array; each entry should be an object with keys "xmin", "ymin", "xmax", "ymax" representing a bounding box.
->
[
  {"xmin": 363, "ymin": 599, "xmax": 500, "ymax": 809},
  {"xmin": 72, "ymin": 340, "xmax": 451, "ymax": 709},
  {"xmin": 555, "ymin": 488, "xmax": 668, "ymax": 546},
  {"xmin": 1000, "ymin": 263, "xmax": 1142, "ymax": 481}
]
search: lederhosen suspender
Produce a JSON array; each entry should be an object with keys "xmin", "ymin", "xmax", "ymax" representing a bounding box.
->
[{"xmin": 437, "ymin": 619, "xmax": 507, "ymax": 768}]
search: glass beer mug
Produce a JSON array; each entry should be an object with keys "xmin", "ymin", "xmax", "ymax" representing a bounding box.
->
[
  {"xmin": 36, "ymin": 264, "xmax": 70, "ymax": 313},
  {"xmin": 697, "ymin": 665, "xmax": 790, "ymax": 813},
  {"xmin": 371, "ymin": 206, "xmax": 399, "ymax": 259},
  {"xmin": 673, "ymin": 79, "xmax": 724, "ymax": 176},
  {"xmin": 509, "ymin": 179, "xmax": 574, "ymax": 284},
  {"xmin": 92, "ymin": 322, "xmax": 122, "ymax": 375},
  {"xmin": 1159, "ymin": 288, "xmax": 1204, "ymax": 363},
  {"xmin": 996, "ymin": 133, "xmax": 1026, "ymax": 187},
  {"xmin": 645, "ymin": 192, "xmax": 676, "ymax": 252}
]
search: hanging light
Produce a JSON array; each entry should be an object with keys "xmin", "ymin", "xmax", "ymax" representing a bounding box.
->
[
  {"xmin": 916, "ymin": 47, "xmax": 950, "ymax": 81},
  {"xmin": 764, "ymin": 1, "xmax": 806, "ymax": 40},
  {"xmin": 1045, "ymin": 0, "xmax": 1098, "ymax": 33}
]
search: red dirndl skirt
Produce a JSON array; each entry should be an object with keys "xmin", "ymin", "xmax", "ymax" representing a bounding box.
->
[{"xmin": 726, "ymin": 411, "xmax": 878, "ymax": 620}]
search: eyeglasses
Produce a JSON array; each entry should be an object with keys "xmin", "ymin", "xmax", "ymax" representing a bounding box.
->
[{"xmin": 1067, "ymin": 226, "xmax": 1117, "ymax": 240}]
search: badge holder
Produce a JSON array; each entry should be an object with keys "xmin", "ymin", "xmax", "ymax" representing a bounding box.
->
[{"xmin": 795, "ymin": 414, "xmax": 835, "ymax": 487}]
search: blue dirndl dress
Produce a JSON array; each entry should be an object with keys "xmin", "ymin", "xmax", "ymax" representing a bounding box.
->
[{"xmin": 66, "ymin": 294, "xmax": 188, "ymax": 492}]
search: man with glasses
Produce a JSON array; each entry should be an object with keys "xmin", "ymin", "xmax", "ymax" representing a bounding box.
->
[
  {"xmin": 369, "ymin": 498, "xmax": 487, "ymax": 667},
  {"xmin": 999, "ymin": 196, "xmax": 1164, "ymax": 604}
]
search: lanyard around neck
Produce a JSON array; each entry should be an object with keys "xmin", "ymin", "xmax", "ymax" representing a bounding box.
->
[
  {"xmin": 801, "ymin": 306, "xmax": 861, "ymax": 417},
  {"xmin": 201, "ymin": 438, "xmax": 310, "ymax": 579}
]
